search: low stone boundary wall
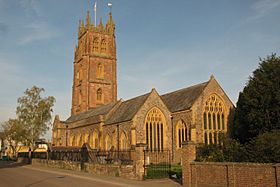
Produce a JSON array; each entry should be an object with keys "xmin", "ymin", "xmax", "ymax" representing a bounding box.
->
[
  {"xmin": 182, "ymin": 142, "xmax": 280, "ymax": 187},
  {"xmin": 31, "ymin": 159, "xmax": 137, "ymax": 180}
]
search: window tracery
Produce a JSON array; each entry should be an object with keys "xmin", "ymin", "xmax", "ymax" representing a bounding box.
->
[
  {"xmin": 176, "ymin": 120, "xmax": 190, "ymax": 148},
  {"xmin": 203, "ymin": 94, "xmax": 226, "ymax": 145},
  {"xmin": 145, "ymin": 108, "xmax": 166, "ymax": 151}
]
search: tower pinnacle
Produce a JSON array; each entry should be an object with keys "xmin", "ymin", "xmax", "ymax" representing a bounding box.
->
[{"xmin": 86, "ymin": 11, "xmax": 91, "ymax": 28}]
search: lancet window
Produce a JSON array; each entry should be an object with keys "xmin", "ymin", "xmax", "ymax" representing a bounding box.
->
[
  {"xmin": 97, "ymin": 63, "xmax": 104, "ymax": 78},
  {"xmin": 176, "ymin": 120, "xmax": 190, "ymax": 148}
]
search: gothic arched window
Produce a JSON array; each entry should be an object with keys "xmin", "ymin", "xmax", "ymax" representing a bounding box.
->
[
  {"xmin": 72, "ymin": 136, "xmax": 76, "ymax": 146},
  {"xmin": 105, "ymin": 134, "xmax": 112, "ymax": 151},
  {"xmin": 176, "ymin": 120, "xmax": 189, "ymax": 149},
  {"xmin": 120, "ymin": 132, "xmax": 128, "ymax": 150},
  {"xmin": 145, "ymin": 107, "xmax": 166, "ymax": 151},
  {"xmin": 77, "ymin": 133, "xmax": 82, "ymax": 147},
  {"xmin": 91, "ymin": 131, "xmax": 99, "ymax": 149},
  {"xmin": 203, "ymin": 94, "xmax": 227, "ymax": 145},
  {"xmin": 97, "ymin": 88, "xmax": 102, "ymax": 101},
  {"xmin": 101, "ymin": 39, "xmax": 106, "ymax": 53}
]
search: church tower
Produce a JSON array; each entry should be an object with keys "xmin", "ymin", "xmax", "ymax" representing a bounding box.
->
[{"xmin": 71, "ymin": 10, "xmax": 117, "ymax": 115}]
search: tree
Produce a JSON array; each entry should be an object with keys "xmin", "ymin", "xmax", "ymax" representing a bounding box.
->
[
  {"xmin": 245, "ymin": 130, "xmax": 280, "ymax": 163},
  {"xmin": 0, "ymin": 119, "xmax": 25, "ymax": 157},
  {"xmin": 16, "ymin": 86, "xmax": 55, "ymax": 150},
  {"xmin": 196, "ymin": 139, "xmax": 247, "ymax": 162},
  {"xmin": 233, "ymin": 54, "xmax": 280, "ymax": 143}
]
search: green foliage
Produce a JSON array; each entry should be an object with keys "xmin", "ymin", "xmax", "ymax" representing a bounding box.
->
[
  {"xmin": 2, "ymin": 86, "xmax": 55, "ymax": 150},
  {"xmin": 233, "ymin": 54, "xmax": 280, "ymax": 143},
  {"xmin": 196, "ymin": 138, "xmax": 247, "ymax": 162},
  {"xmin": 197, "ymin": 131, "xmax": 280, "ymax": 163},
  {"xmin": 1, "ymin": 119, "xmax": 25, "ymax": 157},
  {"xmin": 196, "ymin": 144, "xmax": 225, "ymax": 162},
  {"xmin": 222, "ymin": 138, "xmax": 248, "ymax": 162},
  {"xmin": 145, "ymin": 164, "xmax": 170, "ymax": 179},
  {"xmin": 115, "ymin": 171, "xmax": 120, "ymax": 177},
  {"xmin": 169, "ymin": 164, "xmax": 182, "ymax": 178},
  {"xmin": 16, "ymin": 86, "xmax": 55, "ymax": 149},
  {"xmin": 245, "ymin": 130, "xmax": 280, "ymax": 163}
]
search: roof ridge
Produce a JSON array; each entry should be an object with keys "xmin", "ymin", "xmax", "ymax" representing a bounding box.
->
[
  {"xmin": 105, "ymin": 91, "xmax": 152, "ymax": 125},
  {"xmin": 122, "ymin": 91, "xmax": 150, "ymax": 103},
  {"xmin": 161, "ymin": 81, "xmax": 209, "ymax": 96}
]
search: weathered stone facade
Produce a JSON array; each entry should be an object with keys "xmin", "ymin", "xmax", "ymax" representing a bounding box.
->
[
  {"xmin": 71, "ymin": 11, "xmax": 117, "ymax": 116},
  {"xmin": 52, "ymin": 10, "xmax": 234, "ymax": 165}
]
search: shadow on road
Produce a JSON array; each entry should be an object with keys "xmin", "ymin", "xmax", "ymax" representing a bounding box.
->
[
  {"xmin": 24, "ymin": 175, "xmax": 67, "ymax": 187},
  {"xmin": 170, "ymin": 177, "xmax": 182, "ymax": 185},
  {"xmin": 0, "ymin": 161, "xmax": 30, "ymax": 169}
]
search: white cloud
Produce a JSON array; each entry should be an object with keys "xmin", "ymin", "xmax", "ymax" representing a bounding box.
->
[
  {"xmin": 19, "ymin": 0, "xmax": 42, "ymax": 17},
  {"xmin": 19, "ymin": 21, "xmax": 60, "ymax": 44},
  {"xmin": 249, "ymin": 0, "xmax": 280, "ymax": 20}
]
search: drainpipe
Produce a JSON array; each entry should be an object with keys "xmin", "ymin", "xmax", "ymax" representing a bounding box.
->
[
  {"xmin": 171, "ymin": 115, "xmax": 174, "ymax": 162},
  {"xmin": 66, "ymin": 125, "xmax": 68, "ymax": 147},
  {"xmin": 117, "ymin": 124, "xmax": 119, "ymax": 159}
]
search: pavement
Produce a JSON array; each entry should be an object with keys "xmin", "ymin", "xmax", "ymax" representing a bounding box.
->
[{"xmin": 0, "ymin": 162, "xmax": 182, "ymax": 187}]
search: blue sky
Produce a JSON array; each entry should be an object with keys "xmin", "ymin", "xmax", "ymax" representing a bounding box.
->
[{"xmin": 0, "ymin": 0, "xmax": 280, "ymax": 140}]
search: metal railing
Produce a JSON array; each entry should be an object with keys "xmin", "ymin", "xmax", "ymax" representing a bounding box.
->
[{"xmin": 26, "ymin": 145, "xmax": 133, "ymax": 165}]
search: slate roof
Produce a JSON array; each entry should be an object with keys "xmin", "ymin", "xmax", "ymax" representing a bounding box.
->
[
  {"xmin": 65, "ymin": 102, "xmax": 117, "ymax": 123},
  {"xmin": 161, "ymin": 81, "xmax": 208, "ymax": 112},
  {"xmin": 64, "ymin": 81, "xmax": 209, "ymax": 125},
  {"xmin": 105, "ymin": 92, "xmax": 150, "ymax": 125}
]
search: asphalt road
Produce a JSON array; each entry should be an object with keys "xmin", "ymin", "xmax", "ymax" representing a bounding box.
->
[{"xmin": 0, "ymin": 162, "xmax": 181, "ymax": 187}]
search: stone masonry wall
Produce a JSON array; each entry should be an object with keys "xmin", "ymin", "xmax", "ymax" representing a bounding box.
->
[
  {"xmin": 31, "ymin": 159, "xmax": 137, "ymax": 180},
  {"xmin": 172, "ymin": 110, "xmax": 192, "ymax": 164},
  {"xmin": 133, "ymin": 89, "xmax": 172, "ymax": 149},
  {"xmin": 192, "ymin": 77, "xmax": 235, "ymax": 144}
]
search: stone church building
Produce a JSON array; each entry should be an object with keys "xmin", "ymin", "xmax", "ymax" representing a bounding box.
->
[{"xmin": 52, "ymin": 10, "xmax": 234, "ymax": 163}]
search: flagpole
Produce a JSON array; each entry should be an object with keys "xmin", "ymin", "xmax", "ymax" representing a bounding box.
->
[
  {"xmin": 94, "ymin": 0, "xmax": 97, "ymax": 26},
  {"xmin": 108, "ymin": 2, "xmax": 112, "ymax": 13},
  {"xmin": 88, "ymin": 0, "xmax": 91, "ymax": 9}
]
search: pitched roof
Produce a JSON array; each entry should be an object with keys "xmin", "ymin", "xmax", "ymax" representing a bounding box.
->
[
  {"xmin": 65, "ymin": 102, "xmax": 117, "ymax": 123},
  {"xmin": 105, "ymin": 92, "xmax": 150, "ymax": 125},
  {"xmin": 161, "ymin": 81, "xmax": 208, "ymax": 112},
  {"xmin": 64, "ymin": 80, "xmax": 210, "ymax": 125}
]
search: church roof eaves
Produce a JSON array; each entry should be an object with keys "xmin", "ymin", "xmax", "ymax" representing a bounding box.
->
[
  {"xmin": 160, "ymin": 81, "xmax": 209, "ymax": 113},
  {"xmin": 105, "ymin": 92, "xmax": 150, "ymax": 125},
  {"xmin": 65, "ymin": 102, "xmax": 117, "ymax": 123}
]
